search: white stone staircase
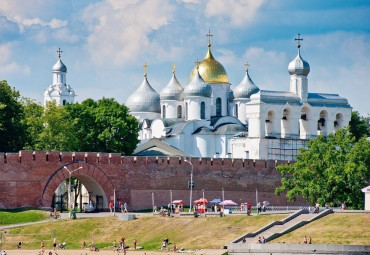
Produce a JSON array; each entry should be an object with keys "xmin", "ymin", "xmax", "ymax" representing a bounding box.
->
[{"xmin": 231, "ymin": 209, "xmax": 333, "ymax": 245}]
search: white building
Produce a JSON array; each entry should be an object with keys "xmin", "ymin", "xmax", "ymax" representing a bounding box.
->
[
  {"xmin": 127, "ymin": 33, "xmax": 352, "ymax": 160},
  {"xmin": 44, "ymin": 48, "xmax": 76, "ymax": 106}
]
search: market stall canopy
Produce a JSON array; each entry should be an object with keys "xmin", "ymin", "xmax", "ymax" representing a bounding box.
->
[
  {"xmin": 193, "ymin": 198, "xmax": 209, "ymax": 204},
  {"xmin": 209, "ymin": 198, "xmax": 222, "ymax": 204},
  {"xmin": 172, "ymin": 200, "xmax": 185, "ymax": 205},
  {"xmin": 218, "ymin": 200, "xmax": 238, "ymax": 206}
]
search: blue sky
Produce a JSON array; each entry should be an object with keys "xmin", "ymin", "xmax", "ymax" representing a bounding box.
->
[{"xmin": 0, "ymin": 0, "xmax": 369, "ymax": 115}]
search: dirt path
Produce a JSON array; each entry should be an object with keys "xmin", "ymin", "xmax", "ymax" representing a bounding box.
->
[{"xmin": 2, "ymin": 249, "xmax": 225, "ymax": 255}]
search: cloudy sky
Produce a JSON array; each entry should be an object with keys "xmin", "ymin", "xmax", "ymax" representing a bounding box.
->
[{"xmin": 0, "ymin": 0, "xmax": 369, "ymax": 115}]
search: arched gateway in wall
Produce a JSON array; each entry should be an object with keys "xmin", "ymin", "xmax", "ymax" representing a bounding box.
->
[{"xmin": 41, "ymin": 162, "xmax": 115, "ymax": 210}]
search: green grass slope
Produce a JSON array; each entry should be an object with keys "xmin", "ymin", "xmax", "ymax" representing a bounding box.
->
[{"xmin": 0, "ymin": 209, "xmax": 48, "ymax": 225}]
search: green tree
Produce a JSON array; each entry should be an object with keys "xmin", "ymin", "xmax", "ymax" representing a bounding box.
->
[
  {"xmin": 66, "ymin": 98, "xmax": 139, "ymax": 155},
  {"xmin": 275, "ymin": 128, "xmax": 370, "ymax": 209},
  {"xmin": 21, "ymin": 98, "xmax": 44, "ymax": 149},
  {"xmin": 36, "ymin": 101, "xmax": 75, "ymax": 151},
  {"xmin": 349, "ymin": 111, "xmax": 370, "ymax": 141},
  {"xmin": 0, "ymin": 80, "xmax": 28, "ymax": 151}
]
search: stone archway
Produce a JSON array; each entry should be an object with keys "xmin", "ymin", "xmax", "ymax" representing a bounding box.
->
[{"xmin": 41, "ymin": 162, "xmax": 114, "ymax": 210}]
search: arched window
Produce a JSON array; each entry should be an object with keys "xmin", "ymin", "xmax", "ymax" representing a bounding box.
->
[
  {"xmin": 62, "ymin": 100, "xmax": 66, "ymax": 105},
  {"xmin": 235, "ymin": 104, "xmax": 239, "ymax": 118},
  {"xmin": 216, "ymin": 98, "xmax": 222, "ymax": 116},
  {"xmin": 177, "ymin": 105, "xmax": 182, "ymax": 118},
  {"xmin": 162, "ymin": 105, "xmax": 166, "ymax": 118},
  {"xmin": 185, "ymin": 102, "xmax": 188, "ymax": 120},
  {"xmin": 200, "ymin": 102, "xmax": 205, "ymax": 119}
]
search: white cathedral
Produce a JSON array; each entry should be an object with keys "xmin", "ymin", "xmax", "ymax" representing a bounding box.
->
[
  {"xmin": 43, "ymin": 34, "xmax": 352, "ymax": 161},
  {"xmin": 125, "ymin": 33, "xmax": 351, "ymax": 160}
]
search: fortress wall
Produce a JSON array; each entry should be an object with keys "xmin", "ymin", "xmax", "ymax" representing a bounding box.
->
[{"xmin": 0, "ymin": 151, "xmax": 304, "ymax": 210}]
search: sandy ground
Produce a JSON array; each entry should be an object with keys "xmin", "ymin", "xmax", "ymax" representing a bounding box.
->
[{"xmin": 2, "ymin": 249, "xmax": 225, "ymax": 255}]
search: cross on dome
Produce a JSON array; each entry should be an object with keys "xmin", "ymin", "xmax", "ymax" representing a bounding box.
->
[
  {"xmin": 295, "ymin": 33, "xmax": 303, "ymax": 48},
  {"xmin": 143, "ymin": 62, "xmax": 148, "ymax": 77},
  {"xmin": 195, "ymin": 59, "xmax": 201, "ymax": 70},
  {"xmin": 57, "ymin": 47, "xmax": 62, "ymax": 58},
  {"xmin": 206, "ymin": 29, "xmax": 213, "ymax": 47},
  {"xmin": 172, "ymin": 64, "xmax": 176, "ymax": 74},
  {"xmin": 244, "ymin": 61, "xmax": 250, "ymax": 72}
]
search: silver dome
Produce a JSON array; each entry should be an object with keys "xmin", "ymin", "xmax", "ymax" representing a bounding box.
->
[
  {"xmin": 126, "ymin": 76, "xmax": 160, "ymax": 113},
  {"xmin": 183, "ymin": 70, "xmax": 212, "ymax": 97},
  {"xmin": 52, "ymin": 58, "xmax": 67, "ymax": 72},
  {"xmin": 288, "ymin": 49, "xmax": 310, "ymax": 76},
  {"xmin": 160, "ymin": 73, "xmax": 184, "ymax": 101},
  {"xmin": 233, "ymin": 71, "xmax": 260, "ymax": 99}
]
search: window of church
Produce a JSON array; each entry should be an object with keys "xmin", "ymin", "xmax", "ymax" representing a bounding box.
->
[
  {"xmin": 177, "ymin": 105, "xmax": 182, "ymax": 118},
  {"xmin": 62, "ymin": 100, "xmax": 66, "ymax": 105},
  {"xmin": 162, "ymin": 105, "xmax": 166, "ymax": 118},
  {"xmin": 235, "ymin": 104, "xmax": 239, "ymax": 118},
  {"xmin": 200, "ymin": 102, "xmax": 205, "ymax": 119},
  {"xmin": 216, "ymin": 98, "xmax": 222, "ymax": 116},
  {"xmin": 185, "ymin": 102, "xmax": 188, "ymax": 120}
]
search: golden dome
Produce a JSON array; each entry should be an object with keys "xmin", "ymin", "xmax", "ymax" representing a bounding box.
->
[{"xmin": 189, "ymin": 45, "xmax": 229, "ymax": 84}]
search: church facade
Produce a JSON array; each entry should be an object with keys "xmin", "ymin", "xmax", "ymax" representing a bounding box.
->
[
  {"xmin": 126, "ymin": 34, "xmax": 352, "ymax": 160},
  {"xmin": 43, "ymin": 48, "xmax": 76, "ymax": 106}
]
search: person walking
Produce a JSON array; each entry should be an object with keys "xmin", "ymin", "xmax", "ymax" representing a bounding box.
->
[
  {"xmin": 53, "ymin": 237, "xmax": 57, "ymax": 251},
  {"xmin": 123, "ymin": 202, "xmax": 128, "ymax": 213},
  {"xmin": 109, "ymin": 202, "xmax": 113, "ymax": 213},
  {"xmin": 133, "ymin": 239, "xmax": 137, "ymax": 250}
]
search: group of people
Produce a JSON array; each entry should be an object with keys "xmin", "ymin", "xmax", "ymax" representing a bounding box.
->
[
  {"xmin": 161, "ymin": 238, "xmax": 177, "ymax": 252},
  {"xmin": 257, "ymin": 202, "xmax": 267, "ymax": 214},
  {"xmin": 303, "ymin": 235, "xmax": 312, "ymax": 244},
  {"xmin": 109, "ymin": 201, "xmax": 128, "ymax": 213}
]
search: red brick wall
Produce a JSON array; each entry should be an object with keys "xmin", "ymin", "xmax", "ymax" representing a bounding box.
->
[{"xmin": 0, "ymin": 151, "xmax": 304, "ymax": 210}]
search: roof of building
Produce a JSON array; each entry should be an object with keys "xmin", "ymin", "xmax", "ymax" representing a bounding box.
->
[
  {"xmin": 184, "ymin": 69, "xmax": 212, "ymax": 97},
  {"xmin": 160, "ymin": 73, "xmax": 184, "ymax": 101},
  {"xmin": 233, "ymin": 70, "xmax": 260, "ymax": 99},
  {"xmin": 133, "ymin": 138, "xmax": 190, "ymax": 157}
]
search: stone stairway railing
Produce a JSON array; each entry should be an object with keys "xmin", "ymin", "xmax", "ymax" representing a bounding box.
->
[{"xmin": 229, "ymin": 208, "xmax": 334, "ymax": 247}]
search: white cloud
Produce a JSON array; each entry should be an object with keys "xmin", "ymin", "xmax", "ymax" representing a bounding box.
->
[
  {"xmin": 81, "ymin": 0, "xmax": 175, "ymax": 67},
  {"xmin": 0, "ymin": 43, "xmax": 30, "ymax": 74},
  {"xmin": 205, "ymin": 0, "xmax": 265, "ymax": 27},
  {"xmin": 0, "ymin": 0, "xmax": 67, "ymax": 32}
]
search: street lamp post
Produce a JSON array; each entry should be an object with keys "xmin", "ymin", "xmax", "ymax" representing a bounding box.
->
[
  {"xmin": 63, "ymin": 166, "xmax": 83, "ymax": 211},
  {"xmin": 183, "ymin": 157, "xmax": 193, "ymax": 212}
]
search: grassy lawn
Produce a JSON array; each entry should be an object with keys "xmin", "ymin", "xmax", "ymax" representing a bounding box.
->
[
  {"xmin": 0, "ymin": 209, "xmax": 48, "ymax": 225},
  {"xmin": 1, "ymin": 214, "xmax": 285, "ymax": 250},
  {"xmin": 272, "ymin": 213, "xmax": 370, "ymax": 245}
]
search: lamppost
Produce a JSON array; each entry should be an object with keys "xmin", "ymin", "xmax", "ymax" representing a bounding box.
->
[
  {"xmin": 63, "ymin": 166, "xmax": 83, "ymax": 211},
  {"xmin": 183, "ymin": 157, "xmax": 193, "ymax": 212}
]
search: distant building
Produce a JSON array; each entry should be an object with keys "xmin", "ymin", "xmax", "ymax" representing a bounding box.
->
[
  {"xmin": 128, "ymin": 33, "xmax": 352, "ymax": 160},
  {"xmin": 44, "ymin": 48, "xmax": 75, "ymax": 106}
]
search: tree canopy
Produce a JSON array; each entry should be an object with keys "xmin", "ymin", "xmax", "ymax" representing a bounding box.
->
[
  {"xmin": 1, "ymin": 80, "xmax": 139, "ymax": 154},
  {"xmin": 349, "ymin": 111, "xmax": 370, "ymax": 141},
  {"xmin": 0, "ymin": 80, "xmax": 28, "ymax": 152},
  {"xmin": 275, "ymin": 128, "xmax": 370, "ymax": 209}
]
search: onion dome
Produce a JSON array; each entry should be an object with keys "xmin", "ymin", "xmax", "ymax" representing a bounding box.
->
[
  {"xmin": 160, "ymin": 72, "xmax": 184, "ymax": 101},
  {"xmin": 189, "ymin": 43, "xmax": 229, "ymax": 84},
  {"xmin": 52, "ymin": 48, "xmax": 67, "ymax": 72},
  {"xmin": 184, "ymin": 69, "xmax": 212, "ymax": 97},
  {"xmin": 126, "ymin": 76, "xmax": 160, "ymax": 113},
  {"xmin": 233, "ymin": 68, "xmax": 260, "ymax": 99},
  {"xmin": 288, "ymin": 45, "xmax": 310, "ymax": 76}
]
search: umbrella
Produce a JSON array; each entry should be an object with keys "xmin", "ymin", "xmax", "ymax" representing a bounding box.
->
[
  {"xmin": 193, "ymin": 198, "xmax": 208, "ymax": 204},
  {"xmin": 218, "ymin": 200, "xmax": 238, "ymax": 206},
  {"xmin": 209, "ymin": 198, "xmax": 222, "ymax": 204},
  {"xmin": 172, "ymin": 200, "xmax": 184, "ymax": 205},
  {"xmin": 263, "ymin": 201, "xmax": 270, "ymax": 205}
]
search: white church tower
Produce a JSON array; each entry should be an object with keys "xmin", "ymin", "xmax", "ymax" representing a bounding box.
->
[{"xmin": 44, "ymin": 48, "xmax": 75, "ymax": 106}]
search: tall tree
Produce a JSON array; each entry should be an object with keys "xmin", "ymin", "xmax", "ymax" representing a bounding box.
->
[
  {"xmin": 275, "ymin": 128, "xmax": 370, "ymax": 209},
  {"xmin": 36, "ymin": 101, "xmax": 75, "ymax": 151},
  {"xmin": 0, "ymin": 80, "xmax": 28, "ymax": 152},
  {"xmin": 21, "ymin": 98, "xmax": 44, "ymax": 150},
  {"xmin": 349, "ymin": 111, "xmax": 370, "ymax": 141},
  {"xmin": 66, "ymin": 98, "xmax": 139, "ymax": 155}
]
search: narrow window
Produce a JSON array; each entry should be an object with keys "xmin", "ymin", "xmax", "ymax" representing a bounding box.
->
[
  {"xmin": 201, "ymin": 102, "xmax": 205, "ymax": 119},
  {"xmin": 235, "ymin": 104, "xmax": 239, "ymax": 118},
  {"xmin": 216, "ymin": 98, "xmax": 222, "ymax": 116},
  {"xmin": 162, "ymin": 105, "xmax": 166, "ymax": 118},
  {"xmin": 62, "ymin": 100, "xmax": 66, "ymax": 105},
  {"xmin": 185, "ymin": 102, "xmax": 188, "ymax": 120},
  {"xmin": 177, "ymin": 105, "xmax": 182, "ymax": 118}
]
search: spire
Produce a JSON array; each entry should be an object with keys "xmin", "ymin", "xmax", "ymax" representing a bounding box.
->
[
  {"xmin": 288, "ymin": 33, "xmax": 310, "ymax": 76},
  {"xmin": 295, "ymin": 33, "xmax": 304, "ymax": 53},
  {"xmin": 206, "ymin": 29, "xmax": 213, "ymax": 48},
  {"xmin": 57, "ymin": 47, "xmax": 62, "ymax": 58},
  {"xmin": 143, "ymin": 62, "xmax": 148, "ymax": 77}
]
